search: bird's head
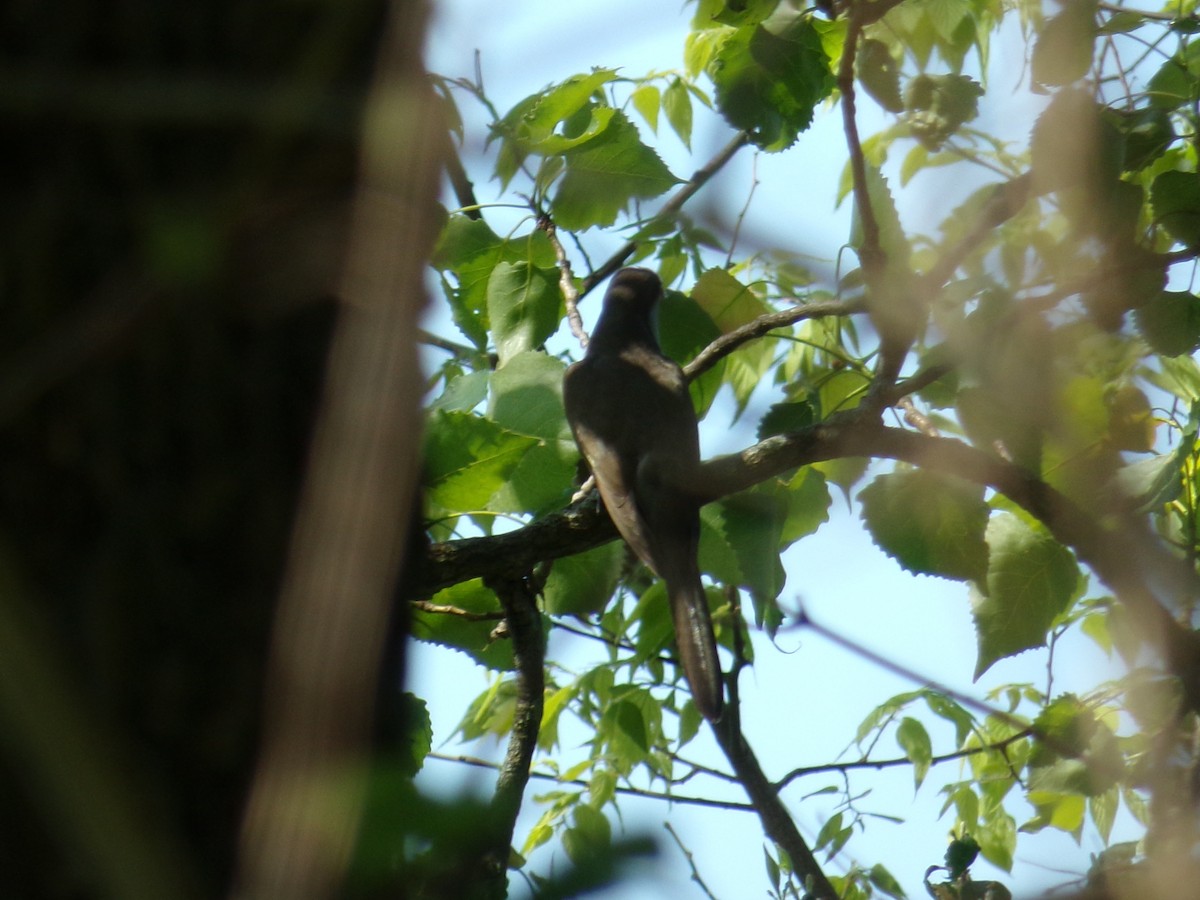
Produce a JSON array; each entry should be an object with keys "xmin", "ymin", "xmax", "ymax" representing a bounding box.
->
[{"xmin": 589, "ymin": 267, "xmax": 664, "ymax": 353}]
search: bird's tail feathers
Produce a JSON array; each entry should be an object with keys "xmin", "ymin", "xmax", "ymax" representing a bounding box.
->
[{"xmin": 668, "ymin": 578, "xmax": 723, "ymax": 722}]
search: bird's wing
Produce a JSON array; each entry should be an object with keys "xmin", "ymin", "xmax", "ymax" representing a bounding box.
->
[{"xmin": 563, "ymin": 356, "xmax": 658, "ymax": 568}]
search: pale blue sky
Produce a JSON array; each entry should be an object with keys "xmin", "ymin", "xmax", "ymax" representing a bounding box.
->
[{"xmin": 414, "ymin": 3, "xmax": 1136, "ymax": 897}]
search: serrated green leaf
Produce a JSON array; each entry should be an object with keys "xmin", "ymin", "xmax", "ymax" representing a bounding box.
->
[
  {"xmin": 707, "ymin": 11, "xmax": 836, "ymax": 151},
  {"xmin": 1136, "ymin": 291, "xmax": 1200, "ymax": 357},
  {"xmin": 850, "ymin": 164, "xmax": 912, "ymax": 269},
  {"xmin": 758, "ymin": 399, "xmax": 817, "ymax": 439},
  {"xmin": 971, "ymin": 514, "xmax": 1079, "ymax": 678},
  {"xmin": 714, "ymin": 486, "xmax": 789, "ymax": 602},
  {"xmin": 859, "ymin": 469, "xmax": 989, "ymax": 582},
  {"xmin": 551, "ymin": 110, "xmax": 679, "ymax": 230},
  {"xmin": 659, "ymin": 288, "xmax": 724, "ymax": 416},
  {"xmin": 782, "ymin": 467, "xmax": 831, "ymax": 544},
  {"xmin": 1151, "ymin": 172, "xmax": 1200, "ymax": 247},
  {"xmin": 423, "ymin": 410, "xmax": 539, "ymax": 512},
  {"xmin": 382, "ymin": 693, "xmax": 432, "ymax": 777}
]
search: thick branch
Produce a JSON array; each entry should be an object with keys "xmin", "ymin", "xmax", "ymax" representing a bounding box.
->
[{"xmin": 477, "ymin": 573, "xmax": 545, "ymax": 896}]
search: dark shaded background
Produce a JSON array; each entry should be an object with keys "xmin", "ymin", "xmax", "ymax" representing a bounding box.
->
[{"xmin": 1, "ymin": 2, "xmax": 390, "ymax": 894}]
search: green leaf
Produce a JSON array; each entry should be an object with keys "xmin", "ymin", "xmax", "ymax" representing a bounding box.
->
[
  {"xmin": 923, "ymin": 692, "xmax": 975, "ymax": 747},
  {"xmin": 659, "ymin": 288, "xmax": 724, "ymax": 416},
  {"xmin": 413, "ymin": 579, "xmax": 515, "ymax": 670},
  {"xmin": 814, "ymin": 456, "xmax": 870, "ymax": 500},
  {"xmin": 715, "ymin": 486, "xmax": 789, "ymax": 602},
  {"xmin": 1135, "ymin": 290, "xmax": 1200, "ymax": 357},
  {"xmin": 486, "ymin": 353, "xmax": 577, "ymax": 514},
  {"xmin": 975, "ymin": 810, "xmax": 1016, "ymax": 872},
  {"xmin": 1090, "ymin": 786, "xmax": 1119, "ymax": 843},
  {"xmin": 488, "ymin": 351, "xmax": 570, "ymax": 440},
  {"xmin": 432, "ymin": 217, "xmax": 555, "ymax": 347},
  {"xmin": 814, "ymin": 811, "xmax": 844, "ymax": 853},
  {"xmin": 630, "ymin": 84, "xmax": 660, "ymax": 132},
  {"xmin": 1022, "ymin": 791, "xmax": 1085, "ymax": 835},
  {"xmin": 496, "ymin": 68, "xmax": 619, "ymax": 156},
  {"xmin": 849, "ymin": 165, "xmax": 912, "ymax": 275},
  {"xmin": 758, "ymin": 399, "xmax": 816, "ymax": 438},
  {"xmin": 486, "ymin": 262, "xmax": 562, "ymax": 365},
  {"xmin": 971, "ymin": 515, "xmax": 1079, "ymax": 678},
  {"xmin": 781, "ymin": 467, "xmax": 831, "ymax": 544},
  {"xmin": 379, "ymin": 693, "xmax": 432, "ymax": 777},
  {"xmin": 858, "ymin": 39, "xmax": 903, "ymax": 113},
  {"xmin": 1110, "ymin": 106, "xmax": 1175, "ymax": 171},
  {"xmin": 423, "ymin": 410, "xmax": 539, "ymax": 513},
  {"xmin": 904, "ymin": 73, "xmax": 983, "ymax": 150},
  {"xmin": 896, "ymin": 716, "xmax": 933, "ymax": 789},
  {"xmin": 431, "ymin": 370, "xmax": 489, "ymax": 412},
  {"xmin": 552, "ymin": 111, "xmax": 680, "ymax": 230},
  {"xmin": 707, "ymin": 11, "xmax": 836, "ymax": 151},
  {"xmin": 663, "ymin": 77, "xmax": 693, "ymax": 148},
  {"xmin": 564, "ymin": 803, "xmax": 612, "ymax": 865},
  {"xmin": 859, "ymin": 469, "xmax": 989, "ymax": 582},
  {"xmin": 690, "ymin": 268, "xmax": 769, "ymax": 332},
  {"xmin": 867, "ymin": 863, "xmax": 906, "ymax": 899},
  {"xmin": 1031, "ymin": 3, "xmax": 1097, "ymax": 87},
  {"xmin": 1146, "ymin": 43, "xmax": 1200, "ymax": 109},
  {"xmin": 1151, "ymin": 171, "xmax": 1200, "ymax": 248},
  {"xmin": 543, "ymin": 542, "xmax": 625, "ymax": 616}
]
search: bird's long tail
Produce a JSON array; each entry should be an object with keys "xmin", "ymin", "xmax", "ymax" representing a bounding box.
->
[{"xmin": 668, "ymin": 577, "xmax": 723, "ymax": 722}]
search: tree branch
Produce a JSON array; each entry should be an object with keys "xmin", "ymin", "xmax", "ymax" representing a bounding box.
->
[
  {"xmin": 712, "ymin": 621, "xmax": 839, "ymax": 900},
  {"xmin": 775, "ymin": 730, "xmax": 1034, "ymax": 793},
  {"xmin": 476, "ymin": 573, "xmax": 545, "ymax": 896},
  {"xmin": 684, "ymin": 298, "xmax": 864, "ymax": 381}
]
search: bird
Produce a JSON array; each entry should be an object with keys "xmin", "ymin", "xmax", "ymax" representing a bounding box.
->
[{"xmin": 562, "ymin": 267, "xmax": 723, "ymax": 722}]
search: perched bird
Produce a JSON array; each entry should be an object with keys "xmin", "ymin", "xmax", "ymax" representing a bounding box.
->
[{"xmin": 562, "ymin": 267, "xmax": 723, "ymax": 722}]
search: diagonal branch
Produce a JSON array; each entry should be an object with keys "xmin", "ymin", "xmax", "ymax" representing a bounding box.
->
[{"xmin": 684, "ymin": 298, "xmax": 864, "ymax": 381}]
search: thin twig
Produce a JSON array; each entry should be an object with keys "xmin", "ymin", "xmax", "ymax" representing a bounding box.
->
[
  {"xmin": 411, "ymin": 599, "xmax": 504, "ymax": 621},
  {"xmin": 537, "ymin": 213, "xmax": 587, "ymax": 347},
  {"xmin": 664, "ymin": 823, "xmax": 719, "ymax": 900},
  {"xmin": 776, "ymin": 729, "xmax": 1034, "ymax": 793},
  {"xmin": 684, "ymin": 298, "xmax": 863, "ymax": 381},
  {"xmin": 426, "ymin": 752, "xmax": 755, "ymax": 812}
]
